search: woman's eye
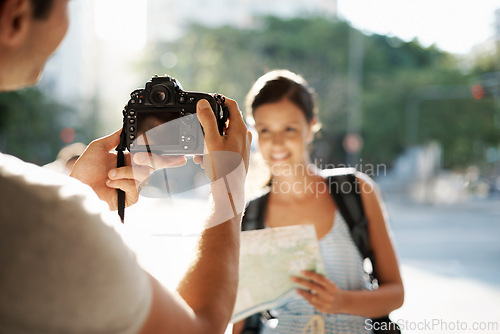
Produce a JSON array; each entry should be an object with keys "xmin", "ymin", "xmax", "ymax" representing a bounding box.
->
[
  {"xmin": 285, "ymin": 127, "xmax": 297, "ymax": 132},
  {"xmin": 258, "ymin": 128, "xmax": 268, "ymax": 134}
]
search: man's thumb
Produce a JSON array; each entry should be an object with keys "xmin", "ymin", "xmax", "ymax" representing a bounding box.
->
[{"xmin": 95, "ymin": 128, "xmax": 122, "ymax": 151}]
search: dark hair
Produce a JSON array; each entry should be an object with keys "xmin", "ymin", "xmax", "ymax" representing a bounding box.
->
[
  {"xmin": 31, "ymin": 0, "xmax": 55, "ymax": 19},
  {"xmin": 0, "ymin": 0, "xmax": 54, "ymax": 19},
  {"xmin": 245, "ymin": 69, "xmax": 319, "ymax": 127}
]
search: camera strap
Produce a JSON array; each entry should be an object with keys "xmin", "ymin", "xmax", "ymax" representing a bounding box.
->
[
  {"xmin": 116, "ymin": 148, "xmax": 126, "ymax": 223},
  {"xmin": 116, "ymin": 129, "xmax": 126, "ymax": 223}
]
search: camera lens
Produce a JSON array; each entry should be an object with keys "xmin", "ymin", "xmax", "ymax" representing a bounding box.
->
[{"xmin": 151, "ymin": 85, "xmax": 169, "ymax": 104}]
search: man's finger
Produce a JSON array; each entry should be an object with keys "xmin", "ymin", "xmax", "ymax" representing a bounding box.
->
[
  {"xmin": 106, "ymin": 179, "xmax": 140, "ymax": 205},
  {"xmin": 133, "ymin": 153, "xmax": 187, "ymax": 169},
  {"xmin": 197, "ymin": 99, "xmax": 220, "ymax": 146},
  {"xmin": 223, "ymin": 98, "xmax": 246, "ymax": 134},
  {"xmin": 109, "ymin": 166, "xmax": 152, "ymax": 183}
]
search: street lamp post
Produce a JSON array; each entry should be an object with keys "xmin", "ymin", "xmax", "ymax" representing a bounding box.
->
[{"xmin": 346, "ymin": 24, "xmax": 364, "ymax": 165}]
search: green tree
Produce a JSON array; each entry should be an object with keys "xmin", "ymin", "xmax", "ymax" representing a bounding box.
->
[{"xmin": 0, "ymin": 88, "xmax": 85, "ymax": 165}]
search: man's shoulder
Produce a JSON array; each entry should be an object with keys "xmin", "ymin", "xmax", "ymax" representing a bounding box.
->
[
  {"xmin": 0, "ymin": 152, "xmax": 113, "ymax": 226},
  {"xmin": 1, "ymin": 152, "xmax": 84, "ymax": 190},
  {"xmin": 0, "ymin": 153, "xmax": 152, "ymax": 333}
]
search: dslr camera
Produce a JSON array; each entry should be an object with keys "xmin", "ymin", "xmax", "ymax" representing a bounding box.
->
[{"xmin": 117, "ymin": 75, "xmax": 228, "ymax": 155}]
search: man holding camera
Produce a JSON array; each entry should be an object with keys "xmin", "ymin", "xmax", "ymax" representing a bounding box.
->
[{"xmin": 0, "ymin": 0, "xmax": 251, "ymax": 333}]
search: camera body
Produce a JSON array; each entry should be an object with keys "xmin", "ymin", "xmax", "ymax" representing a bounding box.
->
[{"xmin": 118, "ymin": 75, "xmax": 227, "ymax": 155}]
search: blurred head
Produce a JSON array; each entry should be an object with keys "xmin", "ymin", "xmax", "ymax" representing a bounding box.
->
[
  {"xmin": 246, "ymin": 70, "xmax": 320, "ymax": 175},
  {"xmin": 245, "ymin": 69, "xmax": 318, "ymax": 127},
  {"xmin": 0, "ymin": 0, "xmax": 69, "ymax": 91}
]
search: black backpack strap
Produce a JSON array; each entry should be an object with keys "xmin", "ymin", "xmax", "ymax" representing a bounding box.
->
[
  {"xmin": 323, "ymin": 169, "xmax": 377, "ymax": 279},
  {"xmin": 241, "ymin": 191, "xmax": 270, "ymax": 231},
  {"xmin": 326, "ymin": 170, "xmax": 401, "ymax": 332}
]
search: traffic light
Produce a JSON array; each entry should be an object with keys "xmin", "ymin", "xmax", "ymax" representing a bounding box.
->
[{"xmin": 471, "ymin": 84, "xmax": 484, "ymax": 100}]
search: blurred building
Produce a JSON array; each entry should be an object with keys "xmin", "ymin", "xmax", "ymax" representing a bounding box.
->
[
  {"xmin": 40, "ymin": 0, "xmax": 149, "ymax": 134},
  {"xmin": 40, "ymin": 0, "xmax": 93, "ymax": 102}
]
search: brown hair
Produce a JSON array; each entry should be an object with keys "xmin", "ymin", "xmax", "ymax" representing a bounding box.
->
[
  {"xmin": 245, "ymin": 69, "xmax": 319, "ymax": 129},
  {"xmin": 0, "ymin": 0, "xmax": 54, "ymax": 19}
]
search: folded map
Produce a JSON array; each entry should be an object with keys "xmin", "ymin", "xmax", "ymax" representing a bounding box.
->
[{"xmin": 231, "ymin": 224, "xmax": 326, "ymax": 323}]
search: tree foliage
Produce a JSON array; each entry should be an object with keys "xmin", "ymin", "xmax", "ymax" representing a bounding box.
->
[
  {"xmin": 0, "ymin": 88, "xmax": 84, "ymax": 165},
  {"xmin": 138, "ymin": 16, "xmax": 499, "ymax": 171}
]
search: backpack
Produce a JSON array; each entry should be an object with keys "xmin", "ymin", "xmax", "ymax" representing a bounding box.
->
[{"xmin": 240, "ymin": 168, "xmax": 400, "ymax": 334}]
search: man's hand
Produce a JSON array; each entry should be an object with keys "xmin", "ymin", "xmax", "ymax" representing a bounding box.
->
[
  {"xmin": 70, "ymin": 129, "xmax": 186, "ymax": 211},
  {"xmin": 193, "ymin": 98, "xmax": 252, "ymax": 225},
  {"xmin": 139, "ymin": 97, "xmax": 252, "ymax": 334},
  {"xmin": 194, "ymin": 98, "xmax": 251, "ymax": 170}
]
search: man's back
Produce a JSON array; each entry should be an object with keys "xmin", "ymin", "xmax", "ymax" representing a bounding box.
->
[{"xmin": 0, "ymin": 153, "xmax": 152, "ymax": 333}]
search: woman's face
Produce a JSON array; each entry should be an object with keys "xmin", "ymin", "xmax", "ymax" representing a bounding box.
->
[{"xmin": 253, "ymin": 99, "xmax": 315, "ymax": 176}]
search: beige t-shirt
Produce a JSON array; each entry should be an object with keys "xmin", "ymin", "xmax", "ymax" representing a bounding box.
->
[{"xmin": 0, "ymin": 153, "xmax": 152, "ymax": 333}]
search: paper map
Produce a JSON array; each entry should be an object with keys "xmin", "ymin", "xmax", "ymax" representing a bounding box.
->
[{"xmin": 231, "ymin": 224, "xmax": 326, "ymax": 323}]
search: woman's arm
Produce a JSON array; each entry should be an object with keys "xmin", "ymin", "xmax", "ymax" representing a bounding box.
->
[
  {"xmin": 232, "ymin": 320, "xmax": 245, "ymax": 334},
  {"xmin": 293, "ymin": 173, "xmax": 404, "ymax": 318},
  {"xmin": 344, "ymin": 172, "xmax": 404, "ymax": 317}
]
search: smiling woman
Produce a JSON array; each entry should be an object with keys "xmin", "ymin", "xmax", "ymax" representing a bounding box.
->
[{"xmin": 233, "ymin": 70, "xmax": 404, "ymax": 334}]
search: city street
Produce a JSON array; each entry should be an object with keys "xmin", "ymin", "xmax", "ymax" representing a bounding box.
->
[
  {"xmin": 386, "ymin": 198, "xmax": 500, "ymax": 333},
  {"xmin": 122, "ymin": 194, "xmax": 500, "ymax": 333}
]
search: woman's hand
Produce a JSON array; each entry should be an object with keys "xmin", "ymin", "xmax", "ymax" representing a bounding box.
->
[{"xmin": 291, "ymin": 270, "xmax": 344, "ymax": 314}]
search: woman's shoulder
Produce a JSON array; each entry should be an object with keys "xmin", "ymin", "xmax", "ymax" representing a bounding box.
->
[{"xmin": 320, "ymin": 168, "xmax": 376, "ymax": 189}]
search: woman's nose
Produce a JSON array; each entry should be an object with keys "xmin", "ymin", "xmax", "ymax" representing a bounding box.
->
[{"xmin": 271, "ymin": 133, "xmax": 284, "ymax": 146}]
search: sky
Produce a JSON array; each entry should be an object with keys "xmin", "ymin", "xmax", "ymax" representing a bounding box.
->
[
  {"xmin": 337, "ymin": 0, "xmax": 500, "ymax": 54},
  {"xmin": 89, "ymin": 0, "xmax": 500, "ymax": 55}
]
